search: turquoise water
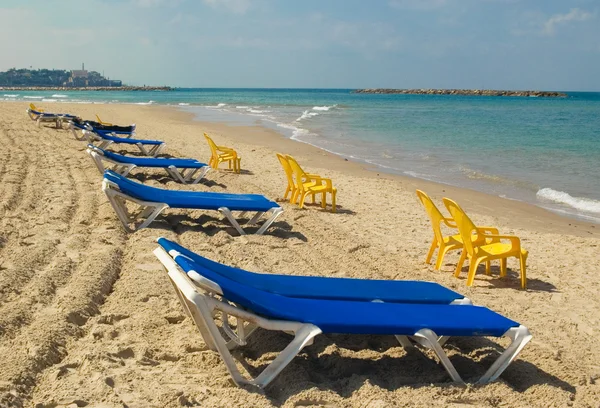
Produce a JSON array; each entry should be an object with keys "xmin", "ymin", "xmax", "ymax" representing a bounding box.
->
[{"xmin": 5, "ymin": 89, "xmax": 600, "ymax": 222}]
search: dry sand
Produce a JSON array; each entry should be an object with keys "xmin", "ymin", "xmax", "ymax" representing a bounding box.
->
[{"xmin": 0, "ymin": 101, "xmax": 599, "ymax": 407}]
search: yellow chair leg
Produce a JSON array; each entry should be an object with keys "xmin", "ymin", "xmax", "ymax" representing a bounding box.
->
[
  {"xmin": 454, "ymin": 251, "xmax": 467, "ymax": 277},
  {"xmin": 331, "ymin": 188, "xmax": 337, "ymax": 213},
  {"xmin": 425, "ymin": 238, "xmax": 437, "ymax": 265},
  {"xmin": 466, "ymin": 258, "xmax": 481, "ymax": 287},
  {"xmin": 435, "ymin": 244, "xmax": 451, "ymax": 270},
  {"xmin": 299, "ymin": 192, "xmax": 309, "ymax": 209},
  {"xmin": 485, "ymin": 261, "xmax": 491, "ymax": 275},
  {"xmin": 500, "ymin": 258, "xmax": 507, "ymax": 277},
  {"xmin": 520, "ymin": 251, "xmax": 528, "ymax": 289}
]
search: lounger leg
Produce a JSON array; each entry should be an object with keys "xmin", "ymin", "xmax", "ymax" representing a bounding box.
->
[
  {"xmin": 477, "ymin": 325, "xmax": 532, "ymax": 383},
  {"xmin": 137, "ymin": 143, "xmax": 150, "ymax": 156},
  {"xmin": 255, "ymin": 208, "xmax": 284, "ymax": 235},
  {"xmin": 166, "ymin": 165, "xmax": 210, "ymax": 184},
  {"xmin": 150, "ymin": 144, "xmax": 166, "ymax": 157},
  {"xmin": 102, "ymin": 181, "xmax": 169, "ymax": 232},
  {"xmin": 186, "ymin": 291, "xmax": 321, "ymax": 388},
  {"xmin": 413, "ymin": 328, "xmax": 464, "ymax": 383},
  {"xmin": 218, "ymin": 207, "xmax": 283, "ymax": 235},
  {"xmin": 246, "ymin": 212, "xmax": 265, "ymax": 225},
  {"xmin": 219, "ymin": 208, "xmax": 246, "ymax": 235},
  {"xmin": 395, "ymin": 335, "xmax": 414, "ymax": 348},
  {"xmin": 253, "ymin": 324, "xmax": 322, "ymax": 387}
]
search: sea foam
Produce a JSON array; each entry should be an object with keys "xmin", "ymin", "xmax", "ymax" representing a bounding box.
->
[
  {"xmin": 296, "ymin": 110, "xmax": 319, "ymax": 121},
  {"xmin": 52, "ymin": 94, "xmax": 68, "ymax": 98},
  {"xmin": 312, "ymin": 105, "xmax": 336, "ymax": 111},
  {"xmin": 536, "ymin": 188, "xmax": 600, "ymax": 213},
  {"xmin": 4, "ymin": 94, "xmax": 19, "ymax": 97}
]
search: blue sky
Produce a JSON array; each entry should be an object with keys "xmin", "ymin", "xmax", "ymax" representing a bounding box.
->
[{"xmin": 1, "ymin": 0, "xmax": 598, "ymax": 90}]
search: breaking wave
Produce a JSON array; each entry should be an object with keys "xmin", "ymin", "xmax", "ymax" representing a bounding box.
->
[{"xmin": 536, "ymin": 188, "xmax": 600, "ymax": 214}]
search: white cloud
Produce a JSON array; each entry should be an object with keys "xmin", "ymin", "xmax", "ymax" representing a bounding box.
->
[
  {"xmin": 202, "ymin": 0, "xmax": 251, "ymax": 14},
  {"xmin": 542, "ymin": 8, "xmax": 593, "ymax": 36}
]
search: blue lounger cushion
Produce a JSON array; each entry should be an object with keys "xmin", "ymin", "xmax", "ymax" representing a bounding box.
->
[
  {"xmin": 99, "ymin": 148, "xmax": 207, "ymax": 168},
  {"xmin": 174, "ymin": 254, "xmax": 518, "ymax": 337},
  {"xmin": 30, "ymin": 109, "xmax": 78, "ymax": 118},
  {"xmin": 158, "ymin": 237, "xmax": 467, "ymax": 304},
  {"xmin": 104, "ymin": 170, "xmax": 278, "ymax": 211},
  {"xmin": 99, "ymin": 132, "xmax": 163, "ymax": 145}
]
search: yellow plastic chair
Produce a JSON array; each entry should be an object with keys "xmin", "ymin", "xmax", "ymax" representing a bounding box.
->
[
  {"xmin": 276, "ymin": 153, "xmax": 295, "ymax": 201},
  {"xmin": 204, "ymin": 133, "xmax": 241, "ymax": 173},
  {"xmin": 286, "ymin": 155, "xmax": 336, "ymax": 212},
  {"xmin": 96, "ymin": 115, "xmax": 113, "ymax": 126},
  {"xmin": 416, "ymin": 190, "xmax": 464, "ymax": 270},
  {"xmin": 416, "ymin": 190, "xmax": 500, "ymax": 270},
  {"xmin": 443, "ymin": 197, "xmax": 528, "ymax": 289},
  {"xmin": 30, "ymin": 103, "xmax": 43, "ymax": 112}
]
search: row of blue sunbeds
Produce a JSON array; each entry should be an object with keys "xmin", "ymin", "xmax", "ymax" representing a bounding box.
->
[{"xmin": 53, "ymin": 111, "xmax": 532, "ymax": 390}]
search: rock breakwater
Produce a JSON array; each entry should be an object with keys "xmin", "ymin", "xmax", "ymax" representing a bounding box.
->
[{"xmin": 353, "ymin": 89, "xmax": 567, "ymax": 97}]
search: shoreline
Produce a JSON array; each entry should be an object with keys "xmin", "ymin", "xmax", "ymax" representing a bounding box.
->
[
  {"xmin": 171, "ymin": 105, "xmax": 598, "ymax": 237},
  {"xmin": 4, "ymin": 98, "xmax": 599, "ymax": 228}
]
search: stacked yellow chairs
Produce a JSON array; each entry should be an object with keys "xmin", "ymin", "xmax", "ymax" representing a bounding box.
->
[
  {"xmin": 416, "ymin": 190, "xmax": 500, "ymax": 270},
  {"xmin": 284, "ymin": 154, "xmax": 336, "ymax": 212},
  {"xmin": 276, "ymin": 153, "xmax": 295, "ymax": 201},
  {"xmin": 443, "ymin": 197, "xmax": 528, "ymax": 289},
  {"xmin": 416, "ymin": 189, "xmax": 464, "ymax": 270},
  {"xmin": 96, "ymin": 114, "xmax": 113, "ymax": 126},
  {"xmin": 204, "ymin": 133, "xmax": 241, "ymax": 173}
]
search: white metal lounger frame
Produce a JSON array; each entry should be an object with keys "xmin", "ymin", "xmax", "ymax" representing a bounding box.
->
[
  {"xmin": 27, "ymin": 109, "xmax": 66, "ymax": 128},
  {"xmin": 102, "ymin": 179, "xmax": 283, "ymax": 235},
  {"xmin": 87, "ymin": 147, "xmax": 210, "ymax": 184},
  {"xmin": 154, "ymin": 247, "xmax": 532, "ymax": 389}
]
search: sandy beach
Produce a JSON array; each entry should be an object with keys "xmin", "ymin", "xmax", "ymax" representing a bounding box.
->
[{"xmin": 1, "ymin": 101, "xmax": 599, "ymax": 407}]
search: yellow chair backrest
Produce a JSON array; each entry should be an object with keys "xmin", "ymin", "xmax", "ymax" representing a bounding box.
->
[
  {"xmin": 204, "ymin": 133, "xmax": 219, "ymax": 157},
  {"xmin": 30, "ymin": 103, "xmax": 42, "ymax": 112},
  {"xmin": 443, "ymin": 198, "xmax": 478, "ymax": 256},
  {"xmin": 416, "ymin": 189, "xmax": 449, "ymax": 245},
  {"xmin": 276, "ymin": 153, "xmax": 294, "ymax": 185},
  {"xmin": 285, "ymin": 155, "xmax": 307, "ymax": 185},
  {"xmin": 96, "ymin": 115, "xmax": 112, "ymax": 126}
]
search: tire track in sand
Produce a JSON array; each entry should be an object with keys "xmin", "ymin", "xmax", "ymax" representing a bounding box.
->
[{"xmin": 0, "ymin": 106, "xmax": 127, "ymax": 407}]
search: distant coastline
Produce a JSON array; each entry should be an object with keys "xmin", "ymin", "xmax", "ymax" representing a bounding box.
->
[
  {"xmin": 0, "ymin": 86, "xmax": 172, "ymax": 91},
  {"xmin": 353, "ymin": 88, "xmax": 567, "ymax": 97}
]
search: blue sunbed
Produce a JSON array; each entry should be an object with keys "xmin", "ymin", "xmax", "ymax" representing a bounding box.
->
[
  {"xmin": 157, "ymin": 237, "xmax": 471, "ymax": 305},
  {"xmin": 27, "ymin": 108, "xmax": 79, "ymax": 128},
  {"xmin": 70, "ymin": 120, "xmax": 135, "ymax": 136},
  {"xmin": 154, "ymin": 246, "xmax": 532, "ymax": 389},
  {"xmin": 102, "ymin": 170, "xmax": 283, "ymax": 234},
  {"xmin": 76, "ymin": 127, "xmax": 165, "ymax": 157},
  {"xmin": 87, "ymin": 145, "xmax": 210, "ymax": 184}
]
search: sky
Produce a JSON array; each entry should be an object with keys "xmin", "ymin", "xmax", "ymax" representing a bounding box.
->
[{"xmin": 1, "ymin": 0, "xmax": 599, "ymax": 90}]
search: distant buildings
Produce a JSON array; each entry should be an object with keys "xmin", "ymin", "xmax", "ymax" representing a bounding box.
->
[{"xmin": 0, "ymin": 64, "xmax": 123, "ymax": 87}]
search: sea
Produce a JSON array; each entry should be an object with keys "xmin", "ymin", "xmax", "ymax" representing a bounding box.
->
[{"xmin": 5, "ymin": 88, "xmax": 600, "ymax": 223}]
